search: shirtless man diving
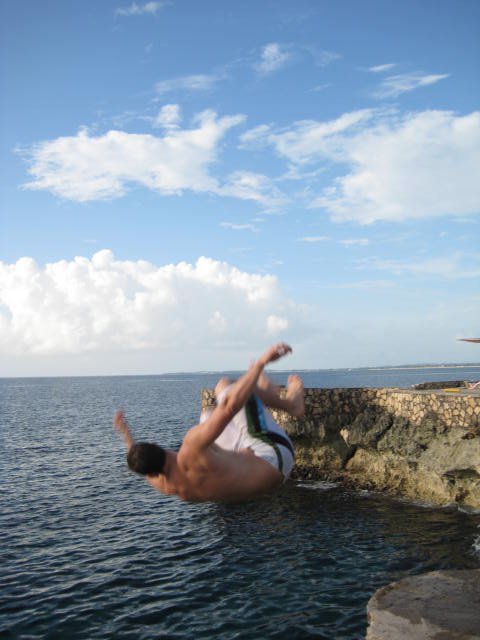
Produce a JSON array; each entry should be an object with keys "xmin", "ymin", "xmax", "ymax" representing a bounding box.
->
[{"xmin": 114, "ymin": 343, "xmax": 304, "ymax": 503}]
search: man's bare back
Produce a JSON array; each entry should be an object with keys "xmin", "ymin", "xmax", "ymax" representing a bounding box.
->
[{"xmin": 114, "ymin": 343, "xmax": 304, "ymax": 503}]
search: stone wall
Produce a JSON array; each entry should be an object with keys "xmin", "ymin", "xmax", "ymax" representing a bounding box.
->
[{"xmin": 201, "ymin": 387, "xmax": 480, "ymax": 509}]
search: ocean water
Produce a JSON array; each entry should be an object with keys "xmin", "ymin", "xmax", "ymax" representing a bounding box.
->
[{"xmin": 1, "ymin": 366, "xmax": 480, "ymax": 640}]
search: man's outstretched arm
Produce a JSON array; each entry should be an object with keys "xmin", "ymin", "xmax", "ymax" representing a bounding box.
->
[
  {"xmin": 114, "ymin": 409, "xmax": 135, "ymax": 451},
  {"xmin": 184, "ymin": 343, "xmax": 292, "ymax": 449}
]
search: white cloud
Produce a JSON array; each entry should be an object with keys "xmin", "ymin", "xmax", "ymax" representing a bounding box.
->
[
  {"xmin": 220, "ymin": 171, "xmax": 288, "ymax": 210},
  {"xmin": 238, "ymin": 124, "xmax": 273, "ymax": 148},
  {"xmin": 297, "ymin": 236, "xmax": 330, "ymax": 243},
  {"xmin": 373, "ymin": 72, "xmax": 449, "ymax": 98},
  {"xmin": 115, "ymin": 2, "xmax": 167, "ymax": 17},
  {"xmin": 255, "ymin": 43, "xmax": 292, "ymax": 75},
  {"xmin": 310, "ymin": 83, "xmax": 330, "ymax": 93},
  {"xmin": 266, "ymin": 314, "xmax": 289, "ymax": 334},
  {"xmin": 368, "ymin": 63, "xmax": 398, "ymax": 73},
  {"xmin": 241, "ymin": 109, "xmax": 375, "ymax": 164},
  {"xmin": 208, "ymin": 311, "xmax": 227, "ymax": 333},
  {"xmin": 220, "ymin": 222, "xmax": 259, "ymax": 232},
  {"xmin": 153, "ymin": 104, "xmax": 181, "ymax": 129},
  {"xmin": 155, "ymin": 73, "xmax": 219, "ymax": 96},
  {"xmin": 340, "ymin": 238, "xmax": 369, "ymax": 247},
  {"xmin": 0, "ymin": 251, "xmax": 300, "ymax": 355},
  {"xmin": 314, "ymin": 110, "xmax": 480, "ymax": 223},
  {"xmin": 250, "ymin": 109, "xmax": 480, "ymax": 223},
  {"xmin": 21, "ymin": 110, "xmax": 245, "ymax": 201}
]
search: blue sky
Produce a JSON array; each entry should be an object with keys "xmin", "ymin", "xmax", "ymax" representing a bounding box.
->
[{"xmin": 1, "ymin": 0, "xmax": 479, "ymax": 376}]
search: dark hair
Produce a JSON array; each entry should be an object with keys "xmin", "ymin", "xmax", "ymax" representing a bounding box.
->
[{"xmin": 127, "ymin": 442, "xmax": 166, "ymax": 475}]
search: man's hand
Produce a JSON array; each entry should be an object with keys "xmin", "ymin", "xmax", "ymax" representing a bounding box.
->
[
  {"xmin": 185, "ymin": 342, "xmax": 293, "ymax": 450},
  {"xmin": 114, "ymin": 409, "xmax": 134, "ymax": 450},
  {"xmin": 259, "ymin": 343, "xmax": 292, "ymax": 366}
]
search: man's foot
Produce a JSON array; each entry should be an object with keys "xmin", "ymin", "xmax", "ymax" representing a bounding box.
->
[
  {"xmin": 257, "ymin": 369, "xmax": 282, "ymax": 394},
  {"xmin": 286, "ymin": 374, "xmax": 305, "ymax": 417},
  {"xmin": 466, "ymin": 381, "xmax": 480, "ymax": 390}
]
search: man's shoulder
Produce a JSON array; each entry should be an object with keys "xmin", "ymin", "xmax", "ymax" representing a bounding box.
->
[
  {"xmin": 178, "ymin": 429, "xmax": 211, "ymax": 465},
  {"xmin": 181, "ymin": 422, "xmax": 203, "ymax": 449}
]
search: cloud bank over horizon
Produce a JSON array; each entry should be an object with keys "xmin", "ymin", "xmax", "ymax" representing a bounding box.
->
[
  {"xmin": 0, "ymin": 250, "xmax": 300, "ymax": 359},
  {"xmin": 1, "ymin": 248, "xmax": 478, "ymax": 377}
]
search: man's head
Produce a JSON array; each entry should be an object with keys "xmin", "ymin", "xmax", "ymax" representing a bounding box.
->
[{"xmin": 127, "ymin": 442, "xmax": 166, "ymax": 475}]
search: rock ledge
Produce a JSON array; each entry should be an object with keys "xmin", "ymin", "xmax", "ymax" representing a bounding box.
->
[
  {"xmin": 202, "ymin": 386, "xmax": 480, "ymax": 508},
  {"xmin": 366, "ymin": 569, "xmax": 480, "ymax": 639}
]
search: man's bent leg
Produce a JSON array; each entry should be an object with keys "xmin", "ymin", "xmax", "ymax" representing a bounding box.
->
[
  {"xmin": 215, "ymin": 377, "xmax": 233, "ymax": 400},
  {"xmin": 212, "ymin": 371, "xmax": 304, "ymax": 417},
  {"xmin": 199, "ymin": 378, "xmax": 233, "ymax": 424},
  {"xmin": 255, "ymin": 372, "xmax": 305, "ymax": 417}
]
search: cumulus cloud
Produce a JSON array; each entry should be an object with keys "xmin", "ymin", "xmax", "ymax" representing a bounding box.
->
[
  {"xmin": 21, "ymin": 110, "xmax": 245, "ymax": 201},
  {"xmin": 314, "ymin": 110, "xmax": 480, "ymax": 223},
  {"xmin": 255, "ymin": 43, "xmax": 292, "ymax": 75},
  {"xmin": 245, "ymin": 109, "xmax": 480, "ymax": 223},
  {"xmin": 266, "ymin": 315, "xmax": 289, "ymax": 334},
  {"xmin": 115, "ymin": 1, "xmax": 168, "ymax": 17},
  {"xmin": 373, "ymin": 72, "xmax": 449, "ymax": 98},
  {"xmin": 0, "ymin": 251, "xmax": 298, "ymax": 356}
]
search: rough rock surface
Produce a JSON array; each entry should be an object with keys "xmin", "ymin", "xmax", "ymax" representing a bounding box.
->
[
  {"xmin": 201, "ymin": 386, "xmax": 480, "ymax": 508},
  {"xmin": 366, "ymin": 569, "xmax": 480, "ymax": 639},
  {"xmin": 413, "ymin": 380, "xmax": 467, "ymax": 390}
]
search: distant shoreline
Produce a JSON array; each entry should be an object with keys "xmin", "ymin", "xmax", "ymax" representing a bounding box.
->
[
  {"xmin": 361, "ymin": 363, "xmax": 480, "ymax": 371},
  {"xmin": 1, "ymin": 362, "xmax": 480, "ymax": 380}
]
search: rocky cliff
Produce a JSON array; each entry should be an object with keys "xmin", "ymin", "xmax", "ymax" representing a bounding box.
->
[{"xmin": 201, "ymin": 386, "xmax": 480, "ymax": 509}]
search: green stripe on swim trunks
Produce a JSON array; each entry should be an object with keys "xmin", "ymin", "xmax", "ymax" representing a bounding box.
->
[{"xmin": 245, "ymin": 396, "xmax": 283, "ymax": 474}]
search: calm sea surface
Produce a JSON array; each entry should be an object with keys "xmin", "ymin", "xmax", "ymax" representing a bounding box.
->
[{"xmin": 1, "ymin": 366, "xmax": 480, "ymax": 639}]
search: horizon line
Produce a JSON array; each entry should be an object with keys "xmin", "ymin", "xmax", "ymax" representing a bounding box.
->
[{"xmin": 1, "ymin": 361, "xmax": 480, "ymax": 380}]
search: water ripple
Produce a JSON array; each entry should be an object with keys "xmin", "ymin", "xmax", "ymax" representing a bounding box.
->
[{"xmin": 1, "ymin": 375, "xmax": 479, "ymax": 639}]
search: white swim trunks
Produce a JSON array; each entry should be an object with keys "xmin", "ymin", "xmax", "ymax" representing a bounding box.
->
[{"xmin": 203, "ymin": 387, "xmax": 295, "ymax": 481}]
